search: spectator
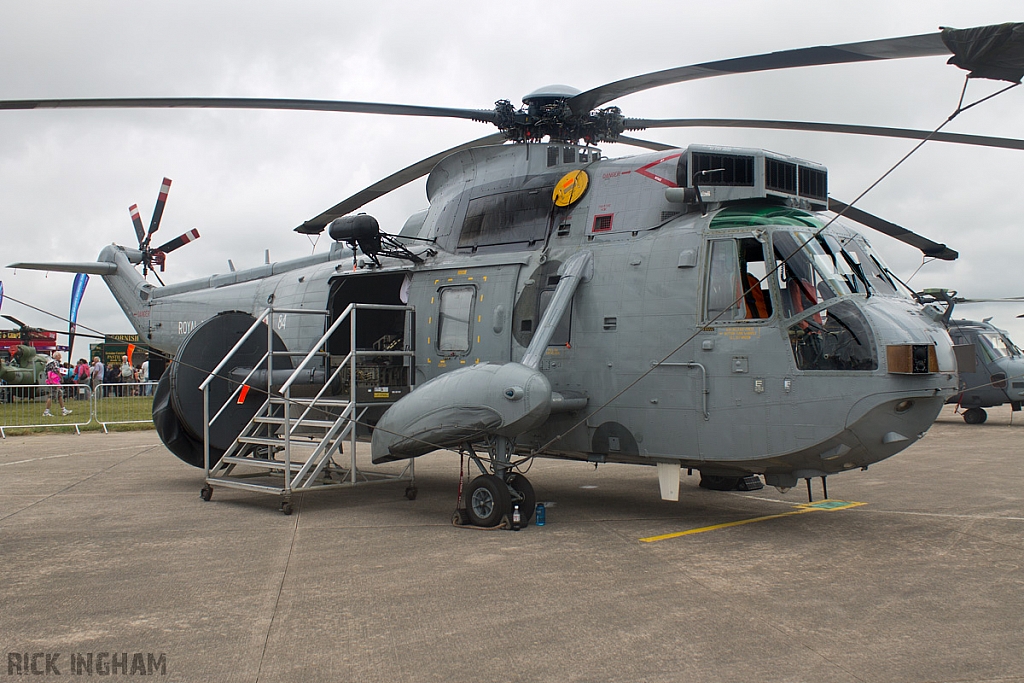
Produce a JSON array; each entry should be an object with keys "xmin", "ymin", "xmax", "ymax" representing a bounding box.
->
[
  {"xmin": 120, "ymin": 354, "xmax": 133, "ymax": 397},
  {"xmin": 105, "ymin": 361, "xmax": 121, "ymax": 397},
  {"xmin": 43, "ymin": 351, "xmax": 71, "ymax": 417},
  {"xmin": 90, "ymin": 356, "xmax": 104, "ymax": 396},
  {"xmin": 74, "ymin": 358, "xmax": 90, "ymax": 384}
]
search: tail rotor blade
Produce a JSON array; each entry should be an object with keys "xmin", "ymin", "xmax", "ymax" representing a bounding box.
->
[
  {"xmin": 129, "ymin": 204, "xmax": 145, "ymax": 245},
  {"xmin": 147, "ymin": 177, "xmax": 172, "ymax": 240},
  {"xmin": 154, "ymin": 228, "xmax": 200, "ymax": 255}
]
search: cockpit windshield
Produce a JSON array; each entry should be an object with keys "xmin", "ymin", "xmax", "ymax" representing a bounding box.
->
[
  {"xmin": 772, "ymin": 229, "xmax": 908, "ymax": 312},
  {"xmin": 839, "ymin": 235, "xmax": 905, "ymax": 298}
]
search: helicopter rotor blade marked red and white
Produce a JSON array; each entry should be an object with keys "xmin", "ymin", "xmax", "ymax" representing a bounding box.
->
[
  {"xmin": 128, "ymin": 204, "xmax": 146, "ymax": 245},
  {"xmin": 146, "ymin": 177, "xmax": 172, "ymax": 244},
  {"xmin": 152, "ymin": 229, "xmax": 201, "ymax": 271}
]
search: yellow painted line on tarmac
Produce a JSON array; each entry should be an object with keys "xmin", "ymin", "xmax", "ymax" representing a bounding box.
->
[{"xmin": 640, "ymin": 499, "xmax": 867, "ymax": 543}]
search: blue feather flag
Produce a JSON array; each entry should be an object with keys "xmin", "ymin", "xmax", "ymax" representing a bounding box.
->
[{"xmin": 68, "ymin": 273, "xmax": 89, "ymax": 356}]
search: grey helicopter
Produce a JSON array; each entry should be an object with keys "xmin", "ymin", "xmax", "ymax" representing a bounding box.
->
[
  {"xmin": 917, "ymin": 288, "xmax": 1024, "ymax": 424},
  {"xmin": 6, "ymin": 23, "xmax": 1024, "ymax": 525}
]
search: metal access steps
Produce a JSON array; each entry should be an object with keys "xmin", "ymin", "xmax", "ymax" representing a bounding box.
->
[{"xmin": 199, "ymin": 304, "xmax": 418, "ymax": 514}]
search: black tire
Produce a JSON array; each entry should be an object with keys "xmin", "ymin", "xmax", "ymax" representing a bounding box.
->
[
  {"xmin": 405, "ymin": 486, "xmax": 418, "ymax": 501},
  {"xmin": 281, "ymin": 501, "xmax": 293, "ymax": 515},
  {"xmin": 465, "ymin": 475, "xmax": 511, "ymax": 527},
  {"xmin": 200, "ymin": 486, "xmax": 213, "ymax": 501},
  {"xmin": 963, "ymin": 408, "xmax": 988, "ymax": 424},
  {"xmin": 508, "ymin": 474, "xmax": 536, "ymax": 524}
]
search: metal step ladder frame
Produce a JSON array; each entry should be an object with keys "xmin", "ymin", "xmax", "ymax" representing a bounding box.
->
[{"xmin": 199, "ymin": 304, "xmax": 416, "ymax": 507}]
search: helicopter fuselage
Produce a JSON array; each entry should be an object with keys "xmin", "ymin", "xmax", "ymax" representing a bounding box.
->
[
  {"xmin": 91, "ymin": 142, "xmax": 957, "ymax": 489},
  {"xmin": 945, "ymin": 319, "xmax": 1024, "ymax": 421}
]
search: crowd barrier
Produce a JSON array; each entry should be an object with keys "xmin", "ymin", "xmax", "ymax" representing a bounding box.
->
[{"xmin": 0, "ymin": 381, "xmax": 158, "ymax": 437}]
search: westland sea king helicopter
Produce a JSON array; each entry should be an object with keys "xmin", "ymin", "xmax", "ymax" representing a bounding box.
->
[
  {"xmin": 916, "ymin": 288, "xmax": 1024, "ymax": 424},
  {"xmin": 7, "ymin": 23, "xmax": 1024, "ymax": 524}
]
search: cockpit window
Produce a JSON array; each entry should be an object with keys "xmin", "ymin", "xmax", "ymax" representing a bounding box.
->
[
  {"xmin": 840, "ymin": 236, "xmax": 903, "ymax": 297},
  {"xmin": 773, "ymin": 231, "xmax": 852, "ymax": 318},
  {"xmin": 818, "ymin": 234, "xmax": 868, "ymax": 295},
  {"xmin": 788, "ymin": 300, "xmax": 878, "ymax": 371},
  {"xmin": 1002, "ymin": 334, "xmax": 1022, "ymax": 357},
  {"xmin": 703, "ymin": 237, "xmax": 774, "ymax": 322},
  {"xmin": 978, "ymin": 332, "xmax": 1013, "ymax": 361},
  {"xmin": 705, "ymin": 239, "xmax": 744, "ymax": 321}
]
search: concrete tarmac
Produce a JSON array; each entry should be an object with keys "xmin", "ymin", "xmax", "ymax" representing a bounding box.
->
[{"xmin": 1, "ymin": 404, "xmax": 1022, "ymax": 682}]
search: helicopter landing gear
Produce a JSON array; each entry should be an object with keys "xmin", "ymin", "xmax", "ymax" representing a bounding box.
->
[
  {"xmin": 963, "ymin": 407, "xmax": 988, "ymax": 424},
  {"xmin": 458, "ymin": 438, "xmax": 534, "ymax": 528}
]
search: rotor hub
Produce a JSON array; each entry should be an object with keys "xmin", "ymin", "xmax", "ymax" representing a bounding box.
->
[{"xmin": 494, "ymin": 86, "xmax": 624, "ymax": 144}]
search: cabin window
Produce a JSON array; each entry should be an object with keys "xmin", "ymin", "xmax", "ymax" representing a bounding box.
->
[{"xmin": 437, "ymin": 286, "xmax": 475, "ymax": 354}]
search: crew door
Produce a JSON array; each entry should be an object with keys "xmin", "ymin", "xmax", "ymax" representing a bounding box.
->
[{"xmin": 408, "ymin": 264, "xmax": 521, "ymax": 384}]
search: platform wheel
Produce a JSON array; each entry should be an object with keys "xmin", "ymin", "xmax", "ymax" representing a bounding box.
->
[
  {"xmin": 281, "ymin": 500, "xmax": 293, "ymax": 515},
  {"xmin": 200, "ymin": 485, "xmax": 213, "ymax": 502},
  {"xmin": 405, "ymin": 486, "xmax": 418, "ymax": 501}
]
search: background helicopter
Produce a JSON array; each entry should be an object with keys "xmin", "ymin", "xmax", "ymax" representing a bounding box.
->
[
  {"xmin": 5, "ymin": 18, "xmax": 1024, "ymax": 524},
  {"xmin": 0, "ymin": 315, "xmax": 58, "ymax": 385},
  {"xmin": 917, "ymin": 288, "xmax": 1024, "ymax": 423}
]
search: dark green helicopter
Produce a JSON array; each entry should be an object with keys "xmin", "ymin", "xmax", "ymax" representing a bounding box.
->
[{"xmin": 0, "ymin": 316, "xmax": 54, "ymax": 386}]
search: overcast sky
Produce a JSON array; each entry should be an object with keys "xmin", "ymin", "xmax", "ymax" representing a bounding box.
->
[{"xmin": 1, "ymin": 1, "xmax": 1022, "ymax": 360}]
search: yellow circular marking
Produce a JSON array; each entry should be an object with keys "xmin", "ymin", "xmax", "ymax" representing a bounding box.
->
[{"xmin": 553, "ymin": 170, "xmax": 589, "ymax": 207}]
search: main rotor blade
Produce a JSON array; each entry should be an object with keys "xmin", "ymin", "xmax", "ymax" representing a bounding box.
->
[
  {"xmin": 829, "ymin": 198, "xmax": 958, "ymax": 261},
  {"xmin": 295, "ymin": 132, "xmax": 507, "ymax": 234},
  {"xmin": 2, "ymin": 314, "xmax": 28, "ymax": 328},
  {"xmin": 613, "ymin": 135, "xmax": 677, "ymax": 152},
  {"xmin": 570, "ymin": 30, "xmax": 953, "ymax": 114},
  {"xmin": 624, "ymin": 117, "xmax": 1024, "ymax": 151},
  {"xmin": 0, "ymin": 97, "xmax": 498, "ymax": 124}
]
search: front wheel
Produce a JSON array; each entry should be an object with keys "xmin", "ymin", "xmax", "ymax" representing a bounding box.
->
[
  {"xmin": 465, "ymin": 475, "xmax": 511, "ymax": 527},
  {"xmin": 963, "ymin": 407, "xmax": 988, "ymax": 424}
]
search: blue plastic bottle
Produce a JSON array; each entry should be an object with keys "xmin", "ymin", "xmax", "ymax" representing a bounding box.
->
[{"xmin": 535, "ymin": 503, "xmax": 546, "ymax": 526}]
